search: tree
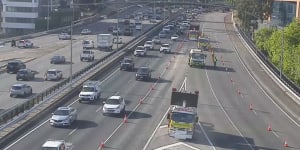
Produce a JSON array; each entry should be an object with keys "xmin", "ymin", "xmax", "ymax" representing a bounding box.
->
[{"xmin": 254, "ymin": 19, "xmax": 300, "ymax": 86}]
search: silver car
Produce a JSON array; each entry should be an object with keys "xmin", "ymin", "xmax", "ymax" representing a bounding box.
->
[
  {"xmin": 50, "ymin": 55, "xmax": 66, "ymax": 64},
  {"xmin": 50, "ymin": 107, "xmax": 77, "ymax": 127},
  {"xmin": 10, "ymin": 83, "xmax": 32, "ymax": 97}
]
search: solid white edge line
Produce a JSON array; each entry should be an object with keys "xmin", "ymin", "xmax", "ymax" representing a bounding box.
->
[
  {"xmin": 229, "ymin": 13, "xmax": 300, "ymax": 128},
  {"xmin": 4, "ymin": 65, "xmax": 122, "ymax": 149},
  {"xmin": 142, "ymin": 107, "xmax": 170, "ymax": 150},
  {"xmin": 197, "ymin": 122, "xmax": 216, "ymax": 150},
  {"xmin": 205, "ymin": 68, "xmax": 255, "ymax": 150}
]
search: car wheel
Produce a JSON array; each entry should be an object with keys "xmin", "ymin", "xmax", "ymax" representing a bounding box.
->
[{"xmin": 29, "ymin": 89, "xmax": 32, "ymax": 95}]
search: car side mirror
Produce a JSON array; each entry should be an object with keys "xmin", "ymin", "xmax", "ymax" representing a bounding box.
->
[
  {"xmin": 51, "ymin": 113, "xmax": 54, "ymax": 115},
  {"xmin": 103, "ymin": 101, "xmax": 106, "ymax": 104}
]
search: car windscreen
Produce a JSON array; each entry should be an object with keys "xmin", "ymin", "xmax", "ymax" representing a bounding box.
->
[
  {"xmin": 52, "ymin": 56, "xmax": 60, "ymax": 60},
  {"xmin": 191, "ymin": 53, "xmax": 205, "ymax": 59},
  {"xmin": 123, "ymin": 59, "xmax": 132, "ymax": 63},
  {"xmin": 199, "ymin": 38, "xmax": 209, "ymax": 43},
  {"xmin": 83, "ymin": 41, "xmax": 90, "ymax": 44},
  {"xmin": 136, "ymin": 47, "xmax": 144, "ymax": 50},
  {"xmin": 146, "ymin": 41, "xmax": 152, "ymax": 45},
  {"xmin": 47, "ymin": 71, "xmax": 57, "ymax": 75},
  {"xmin": 162, "ymin": 44, "xmax": 169, "ymax": 47},
  {"xmin": 8, "ymin": 62, "xmax": 18, "ymax": 66},
  {"xmin": 53, "ymin": 109, "xmax": 69, "ymax": 116},
  {"xmin": 83, "ymin": 51, "xmax": 91, "ymax": 54},
  {"xmin": 82, "ymin": 87, "xmax": 95, "ymax": 92},
  {"xmin": 106, "ymin": 99, "xmax": 120, "ymax": 104},
  {"xmin": 137, "ymin": 68, "xmax": 149, "ymax": 74},
  {"xmin": 18, "ymin": 70, "xmax": 27, "ymax": 74},
  {"xmin": 41, "ymin": 147, "xmax": 58, "ymax": 150},
  {"xmin": 11, "ymin": 86, "xmax": 22, "ymax": 90},
  {"xmin": 171, "ymin": 112, "xmax": 195, "ymax": 123}
]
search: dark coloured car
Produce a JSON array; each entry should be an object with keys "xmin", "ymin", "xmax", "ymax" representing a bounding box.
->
[
  {"xmin": 16, "ymin": 69, "xmax": 35, "ymax": 81},
  {"xmin": 50, "ymin": 55, "xmax": 66, "ymax": 64},
  {"xmin": 120, "ymin": 58, "xmax": 134, "ymax": 71},
  {"xmin": 6, "ymin": 60, "xmax": 26, "ymax": 74},
  {"xmin": 123, "ymin": 28, "xmax": 133, "ymax": 36},
  {"xmin": 135, "ymin": 67, "xmax": 151, "ymax": 81}
]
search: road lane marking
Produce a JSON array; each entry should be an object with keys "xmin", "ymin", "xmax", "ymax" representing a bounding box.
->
[
  {"xmin": 197, "ymin": 122, "xmax": 216, "ymax": 150},
  {"xmin": 159, "ymin": 125, "xmax": 168, "ymax": 129},
  {"xmin": 154, "ymin": 142, "xmax": 202, "ymax": 150},
  {"xmin": 142, "ymin": 77, "xmax": 187, "ymax": 150},
  {"xmin": 205, "ymin": 69, "xmax": 255, "ymax": 150},
  {"xmin": 142, "ymin": 107, "xmax": 170, "ymax": 150},
  {"xmin": 4, "ymin": 64, "xmax": 121, "ymax": 149},
  {"xmin": 68, "ymin": 128, "xmax": 78, "ymax": 136}
]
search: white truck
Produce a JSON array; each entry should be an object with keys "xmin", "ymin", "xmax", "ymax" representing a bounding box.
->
[
  {"xmin": 41, "ymin": 139, "xmax": 72, "ymax": 150},
  {"xmin": 80, "ymin": 50, "xmax": 95, "ymax": 62},
  {"xmin": 79, "ymin": 80, "xmax": 101, "ymax": 103},
  {"xmin": 97, "ymin": 34, "xmax": 113, "ymax": 51}
]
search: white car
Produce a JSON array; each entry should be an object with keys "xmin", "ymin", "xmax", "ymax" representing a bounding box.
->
[
  {"xmin": 134, "ymin": 46, "xmax": 146, "ymax": 56},
  {"xmin": 103, "ymin": 96, "xmax": 126, "ymax": 115},
  {"xmin": 44, "ymin": 69, "xmax": 63, "ymax": 81},
  {"xmin": 9, "ymin": 83, "xmax": 32, "ymax": 97},
  {"xmin": 160, "ymin": 43, "xmax": 171, "ymax": 53},
  {"xmin": 144, "ymin": 41, "xmax": 154, "ymax": 50},
  {"xmin": 81, "ymin": 29, "xmax": 91, "ymax": 35},
  {"xmin": 50, "ymin": 107, "xmax": 77, "ymax": 127},
  {"xmin": 17, "ymin": 40, "xmax": 33, "ymax": 48},
  {"xmin": 82, "ymin": 40, "xmax": 94, "ymax": 49},
  {"xmin": 58, "ymin": 33, "xmax": 71, "ymax": 40},
  {"xmin": 171, "ymin": 34, "xmax": 179, "ymax": 41}
]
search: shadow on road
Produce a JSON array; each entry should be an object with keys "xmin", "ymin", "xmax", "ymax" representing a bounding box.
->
[
  {"xmin": 184, "ymin": 121, "xmax": 278, "ymax": 150},
  {"xmin": 204, "ymin": 65, "xmax": 235, "ymax": 72},
  {"xmin": 127, "ymin": 111, "xmax": 152, "ymax": 119}
]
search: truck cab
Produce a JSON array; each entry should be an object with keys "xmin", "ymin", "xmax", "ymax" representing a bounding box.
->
[
  {"xmin": 188, "ymin": 49, "xmax": 207, "ymax": 67},
  {"xmin": 79, "ymin": 80, "xmax": 101, "ymax": 103},
  {"xmin": 41, "ymin": 140, "xmax": 72, "ymax": 150},
  {"xmin": 167, "ymin": 88, "xmax": 199, "ymax": 140}
]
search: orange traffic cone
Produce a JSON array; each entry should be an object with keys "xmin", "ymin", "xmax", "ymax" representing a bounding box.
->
[
  {"xmin": 283, "ymin": 139, "xmax": 289, "ymax": 147},
  {"xmin": 151, "ymin": 85, "xmax": 154, "ymax": 90},
  {"xmin": 267, "ymin": 124, "xmax": 272, "ymax": 132},
  {"xmin": 249, "ymin": 104, "xmax": 253, "ymax": 110},
  {"xmin": 237, "ymin": 88, "xmax": 241, "ymax": 95},
  {"xmin": 230, "ymin": 77, "xmax": 233, "ymax": 83},
  {"xmin": 99, "ymin": 140, "xmax": 105, "ymax": 149},
  {"xmin": 139, "ymin": 98, "xmax": 143, "ymax": 104},
  {"xmin": 123, "ymin": 114, "xmax": 128, "ymax": 123}
]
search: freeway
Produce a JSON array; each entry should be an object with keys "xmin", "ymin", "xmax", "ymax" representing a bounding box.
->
[
  {"xmin": 4, "ymin": 9, "xmax": 300, "ymax": 150},
  {"xmin": 0, "ymin": 5, "xmax": 157, "ymax": 112},
  {"xmin": 144, "ymin": 12, "xmax": 300, "ymax": 150},
  {"xmin": 2, "ymin": 34, "xmax": 181, "ymax": 149}
]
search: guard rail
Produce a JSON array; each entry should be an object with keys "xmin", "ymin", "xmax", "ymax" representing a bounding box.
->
[
  {"xmin": 236, "ymin": 26, "xmax": 300, "ymax": 97},
  {"xmin": 0, "ymin": 15, "xmax": 172, "ymax": 127}
]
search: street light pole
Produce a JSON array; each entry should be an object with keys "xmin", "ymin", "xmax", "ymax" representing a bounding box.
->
[
  {"xmin": 279, "ymin": 0, "xmax": 284, "ymax": 80},
  {"xmin": 47, "ymin": 1, "xmax": 50, "ymax": 31},
  {"xmin": 117, "ymin": 9, "xmax": 119, "ymax": 49},
  {"xmin": 70, "ymin": 0, "xmax": 74, "ymax": 86}
]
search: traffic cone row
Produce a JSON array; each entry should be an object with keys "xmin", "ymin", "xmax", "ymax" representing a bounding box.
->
[{"xmin": 283, "ymin": 138, "xmax": 289, "ymax": 147}]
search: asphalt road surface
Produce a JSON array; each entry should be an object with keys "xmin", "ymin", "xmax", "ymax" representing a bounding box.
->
[
  {"xmin": 0, "ymin": 6, "xmax": 158, "ymax": 112},
  {"xmin": 4, "ymin": 11, "xmax": 300, "ymax": 150}
]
